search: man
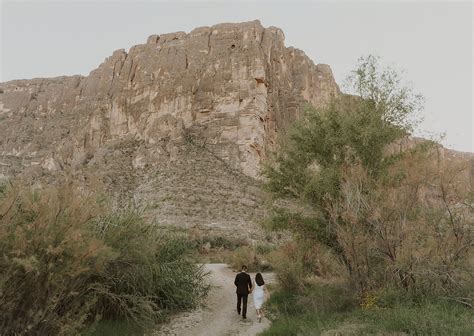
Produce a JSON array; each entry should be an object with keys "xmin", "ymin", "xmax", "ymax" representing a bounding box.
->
[{"xmin": 234, "ymin": 265, "xmax": 252, "ymax": 319}]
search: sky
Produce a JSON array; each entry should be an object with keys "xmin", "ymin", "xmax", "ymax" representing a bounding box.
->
[{"xmin": 1, "ymin": 0, "xmax": 472, "ymax": 152}]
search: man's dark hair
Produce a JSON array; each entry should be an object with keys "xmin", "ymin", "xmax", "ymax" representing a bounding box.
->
[
  {"xmin": 255, "ymin": 273, "xmax": 265, "ymax": 286},
  {"xmin": 241, "ymin": 265, "xmax": 248, "ymax": 271}
]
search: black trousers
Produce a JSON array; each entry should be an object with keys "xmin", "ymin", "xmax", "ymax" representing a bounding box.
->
[{"xmin": 236, "ymin": 293, "xmax": 248, "ymax": 318}]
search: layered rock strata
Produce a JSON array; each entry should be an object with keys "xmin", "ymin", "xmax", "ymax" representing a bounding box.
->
[
  {"xmin": 0, "ymin": 20, "xmax": 340, "ymax": 236},
  {"xmin": 0, "ymin": 20, "xmax": 339, "ymax": 180},
  {"xmin": 1, "ymin": 20, "xmax": 470, "ymax": 237}
]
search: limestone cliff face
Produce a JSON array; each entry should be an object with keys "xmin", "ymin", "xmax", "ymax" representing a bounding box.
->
[
  {"xmin": 2, "ymin": 21, "xmax": 469, "ymax": 237},
  {"xmin": 0, "ymin": 20, "xmax": 340, "ymax": 236},
  {"xmin": 0, "ymin": 20, "xmax": 339, "ymax": 180}
]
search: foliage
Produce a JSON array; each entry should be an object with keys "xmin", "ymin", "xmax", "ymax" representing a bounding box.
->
[
  {"xmin": 328, "ymin": 151, "xmax": 473, "ymax": 293},
  {"xmin": 81, "ymin": 320, "xmax": 143, "ymax": 336},
  {"xmin": 265, "ymin": 56, "xmax": 423, "ymax": 202},
  {"xmin": 346, "ymin": 55, "xmax": 423, "ymax": 131},
  {"xmin": 0, "ymin": 183, "xmax": 209, "ymax": 335},
  {"xmin": 262, "ymin": 56, "xmax": 425, "ymax": 285},
  {"xmin": 229, "ymin": 245, "xmax": 273, "ymax": 273},
  {"xmin": 190, "ymin": 234, "xmax": 247, "ymax": 252},
  {"xmin": 263, "ymin": 55, "xmax": 473, "ymax": 295},
  {"xmin": 268, "ymin": 241, "xmax": 341, "ymax": 293},
  {"xmin": 262, "ymin": 283, "xmax": 474, "ymax": 336},
  {"xmin": 0, "ymin": 181, "xmax": 6, "ymax": 196}
]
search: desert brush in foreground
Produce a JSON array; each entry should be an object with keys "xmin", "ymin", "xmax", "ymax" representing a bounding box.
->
[
  {"xmin": 261, "ymin": 56, "xmax": 473, "ymax": 335},
  {"xmin": 0, "ymin": 182, "xmax": 209, "ymax": 335}
]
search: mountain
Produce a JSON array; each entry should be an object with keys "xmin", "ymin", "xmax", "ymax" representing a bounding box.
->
[
  {"xmin": 0, "ymin": 20, "xmax": 471, "ymax": 239},
  {"xmin": 0, "ymin": 20, "xmax": 340, "ymax": 238}
]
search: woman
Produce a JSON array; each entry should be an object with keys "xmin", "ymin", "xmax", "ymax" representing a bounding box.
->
[{"xmin": 253, "ymin": 273, "xmax": 270, "ymax": 322}]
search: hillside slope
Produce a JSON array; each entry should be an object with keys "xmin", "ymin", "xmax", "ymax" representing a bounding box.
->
[
  {"xmin": 1, "ymin": 20, "xmax": 471, "ymax": 238},
  {"xmin": 0, "ymin": 20, "xmax": 339, "ymax": 237}
]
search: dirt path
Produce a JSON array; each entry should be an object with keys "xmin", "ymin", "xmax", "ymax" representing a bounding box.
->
[{"xmin": 155, "ymin": 264, "xmax": 274, "ymax": 336}]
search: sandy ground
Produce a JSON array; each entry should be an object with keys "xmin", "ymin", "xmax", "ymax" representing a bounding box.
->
[{"xmin": 155, "ymin": 264, "xmax": 274, "ymax": 336}]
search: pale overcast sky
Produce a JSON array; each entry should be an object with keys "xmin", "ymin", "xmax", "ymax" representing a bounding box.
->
[{"xmin": 1, "ymin": 0, "xmax": 472, "ymax": 152}]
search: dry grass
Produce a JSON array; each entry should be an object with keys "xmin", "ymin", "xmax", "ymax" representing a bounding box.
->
[
  {"xmin": 0, "ymin": 182, "xmax": 209, "ymax": 335},
  {"xmin": 327, "ymin": 150, "xmax": 474, "ymax": 294}
]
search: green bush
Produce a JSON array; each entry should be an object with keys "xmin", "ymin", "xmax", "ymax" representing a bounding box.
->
[
  {"xmin": 0, "ymin": 181, "xmax": 6, "ymax": 196},
  {"xmin": 230, "ymin": 246, "xmax": 259, "ymax": 272},
  {"xmin": 0, "ymin": 184, "xmax": 209, "ymax": 335},
  {"xmin": 266, "ymin": 241, "xmax": 335, "ymax": 293},
  {"xmin": 261, "ymin": 54, "xmax": 473, "ymax": 336},
  {"xmin": 189, "ymin": 234, "xmax": 247, "ymax": 252},
  {"xmin": 266, "ymin": 244, "xmax": 306, "ymax": 293},
  {"xmin": 263, "ymin": 55, "xmax": 473, "ymax": 295},
  {"xmin": 262, "ymin": 284, "xmax": 354, "ymax": 336},
  {"xmin": 263, "ymin": 284, "xmax": 474, "ymax": 336},
  {"xmin": 355, "ymin": 300, "xmax": 474, "ymax": 335},
  {"xmin": 229, "ymin": 245, "xmax": 274, "ymax": 273}
]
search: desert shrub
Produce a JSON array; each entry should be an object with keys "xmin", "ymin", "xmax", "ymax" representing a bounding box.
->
[
  {"xmin": 263, "ymin": 55, "xmax": 473, "ymax": 296},
  {"xmin": 298, "ymin": 282, "xmax": 357, "ymax": 314},
  {"xmin": 261, "ymin": 55, "xmax": 473, "ymax": 336},
  {"xmin": 262, "ymin": 283, "xmax": 356, "ymax": 336},
  {"xmin": 0, "ymin": 181, "xmax": 6, "ymax": 196},
  {"xmin": 255, "ymin": 243, "xmax": 275, "ymax": 255},
  {"xmin": 263, "ymin": 283, "xmax": 474, "ymax": 336},
  {"xmin": 184, "ymin": 234, "xmax": 250, "ymax": 264},
  {"xmin": 0, "ymin": 185, "xmax": 105, "ymax": 335},
  {"xmin": 229, "ymin": 244, "xmax": 275, "ymax": 272},
  {"xmin": 81, "ymin": 320, "xmax": 143, "ymax": 336},
  {"xmin": 265, "ymin": 238, "xmax": 346, "ymax": 293},
  {"xmin": 266, "ymin": 243, "xmax": 309, "ymax": 293},
  {"xmin": 327, "ymin": 153, "xmax": 473, "ymax": 294},
  {"xmin": 190, "ymin": 234, "xmax": 247, "ymax": 252},
  {"xmin": 354, "ymin": 295, "xmax": 474, "ymax": 335},
  {"xmin": 0, "ymin": 184, "xmax": 209, "ymax": 335},
  {"xmin": 230, "ymin": 246, "xmax": 259, "ymax": 272}
]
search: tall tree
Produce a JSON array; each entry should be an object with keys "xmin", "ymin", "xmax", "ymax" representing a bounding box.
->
[{"xmin": 263, "ymin": 55, "xmax": 423, "ymax": 279}]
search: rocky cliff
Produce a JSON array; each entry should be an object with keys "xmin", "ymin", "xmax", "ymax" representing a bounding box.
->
[
  {"xmin": 0, "ymin": 20, "xmax": 340, "ymax": 238},
  {"xmin": 1, "ymin": 20, "xmax": 471, "ymax": 238}
]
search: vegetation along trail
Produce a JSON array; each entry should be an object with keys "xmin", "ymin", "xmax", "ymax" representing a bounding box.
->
[{"xmin": 155, "ymin": 264, "xmax": 275, "ymax": 336}]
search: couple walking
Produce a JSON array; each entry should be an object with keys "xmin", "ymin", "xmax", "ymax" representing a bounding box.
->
[{"xmin": 234, "ymin": 265, "xmax": 270, "ymax": 322}]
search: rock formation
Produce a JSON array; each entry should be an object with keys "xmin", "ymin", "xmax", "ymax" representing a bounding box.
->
[
  {"xmin": 0, "ymin": 20, "xmax": 340, "ymax": 237},
  {"xmin": 0, "ymin": 20, "xmax": 471, "ymax": 238},
  {"xmin": 0, "ymin": 20, "xmax": 339, "ymax": 178}
]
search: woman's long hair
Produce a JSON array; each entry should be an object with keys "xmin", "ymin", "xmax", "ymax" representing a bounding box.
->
[{"xmin": 255, "ymin": 273, "xmax": 265, "ymax": 286}]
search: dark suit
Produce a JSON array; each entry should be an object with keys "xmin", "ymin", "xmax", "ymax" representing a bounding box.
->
[{"xmin": 234, "ymin": 271, "xmax": 252, "ymax": 318}]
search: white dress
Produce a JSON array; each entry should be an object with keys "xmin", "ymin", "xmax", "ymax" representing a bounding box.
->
[{"xmin": 253, "ymin": 284, "xmax": 265, "ymax": 309}]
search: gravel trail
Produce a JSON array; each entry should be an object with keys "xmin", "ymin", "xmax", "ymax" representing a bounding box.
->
[{"xmin": 155, "ymin": 264, "xmax": 274, "ymax": 336}]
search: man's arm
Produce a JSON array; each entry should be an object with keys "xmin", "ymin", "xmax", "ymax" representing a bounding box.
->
[
  {"xmin": 234, "ymin": 274, "xmax": 239, "ymax": 287},
  {"xmin": 247, "ymin": 274, "xmax": 252, "ymax": 290}
]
